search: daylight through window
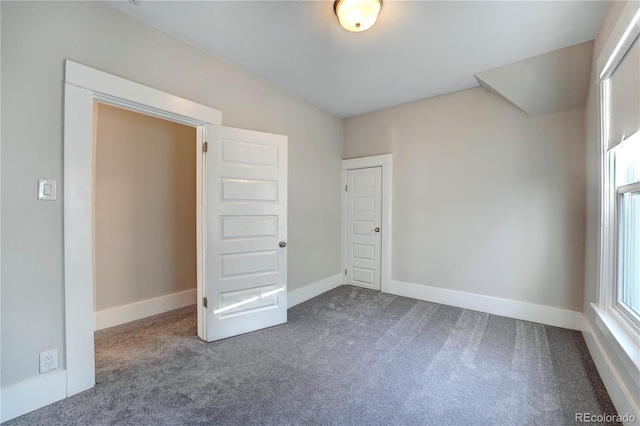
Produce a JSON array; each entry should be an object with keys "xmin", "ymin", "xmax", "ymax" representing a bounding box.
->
[{"xmin": 614, "ymin": 133, "xmax": 640, "ymax": 325}]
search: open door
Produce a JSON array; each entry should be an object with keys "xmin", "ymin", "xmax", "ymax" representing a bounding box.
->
[{"xmin": 201, "ymin": 124, "xmax": 288, "ymax": 342}]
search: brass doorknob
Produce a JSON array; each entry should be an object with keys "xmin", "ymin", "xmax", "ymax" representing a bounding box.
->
[
  {"xmin": 279, "ymin": 241, "xmax": 287, "ymax": 248},
  {"xmin": 375, "ymin": 227, "xmax": 381, "ymax": 233}
]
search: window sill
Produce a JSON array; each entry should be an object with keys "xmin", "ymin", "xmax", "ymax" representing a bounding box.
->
[{"xmin": 591, "ymin": 303, "xmax": 640, "ymax": 388}]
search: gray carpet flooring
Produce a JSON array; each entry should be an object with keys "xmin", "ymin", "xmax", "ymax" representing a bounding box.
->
[{"xmin": 7, "ymin": 285, "xmax": 619, "ymax": 425}]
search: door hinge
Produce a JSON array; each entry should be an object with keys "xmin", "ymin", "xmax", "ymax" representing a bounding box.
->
[
  {"xmin": 345, "ymin": 185, "xmax": 348, "ymax": 192},
  {"xmin": 345, "ymin": 269, "xmax": 347, "ymax": 275},
  {"xmin": 202, "ymin": 142, "xmax": 208, "ymax": 153},
  {"xmin": 203, "ymin": 297, "xmax": 208, "ymax": 308}
]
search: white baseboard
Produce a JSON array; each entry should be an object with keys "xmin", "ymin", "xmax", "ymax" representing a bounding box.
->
[
  {"xmin": 1, "ymin": 370, "xmax": 67, "ymax": 423},
  {"xmin": 388, "ymin": 280, "xmax": 584, "ymax": 330},
  {"xmin": 95, "ymin": 288, "xmax": 197, "ymax": 331},
  {"xmin": 582, "ymin": 317, "xmax": 640, "ymax": 423},
  {"xmin": 288, "ymin": 273, "xmax": 342, "ymax": 309}
]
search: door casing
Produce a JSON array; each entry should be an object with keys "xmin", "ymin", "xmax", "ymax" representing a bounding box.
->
[
  {"xmin": 64, "ymin": 60, "xmax": 221, "ymax": 397},
  {"xmin": 341, "ymin": 154, "xmax": 393, "ymax": 293}
]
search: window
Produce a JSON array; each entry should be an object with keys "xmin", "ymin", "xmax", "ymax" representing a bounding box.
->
[
  {"xmin": 613, "ymin": 133, "xmax": 640, "ymax": 331},
  {"xmin": 595, "ymin": 4, "xmax": 640, "ymax": 373}
]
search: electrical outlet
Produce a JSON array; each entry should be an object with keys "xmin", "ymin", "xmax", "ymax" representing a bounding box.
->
[{"xmin": 39, "ymin": 349, "xmax": 58, "ymax": 373}]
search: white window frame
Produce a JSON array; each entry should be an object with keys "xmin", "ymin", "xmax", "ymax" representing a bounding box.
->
[
  {"xmin": 615, "ymin": 179, "xmax": 640, "ymax": 331},
  {"xmin": 593, "ymin": 2, "xmax": 640, "ymax": 388}
]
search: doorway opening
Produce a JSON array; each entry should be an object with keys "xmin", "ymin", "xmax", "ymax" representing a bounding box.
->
[
  {"xmin": 65, "ymin": 61, "xmax": 288, "ymax": 400},
  {"xmin": 92, "ymin": 103, "xmax": 198, "ymax": 333},
  {"xmin": 64, "ymin": 60, "xmax": 221, "ymax": 397}
]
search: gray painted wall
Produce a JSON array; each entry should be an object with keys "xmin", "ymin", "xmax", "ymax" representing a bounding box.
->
[
  {"xmin": 95, "ymin": 104, "xmax": 196, "ymax": 312},
  {"xmin": 583, "ymin": 0, "xmax": 639, "ymax": 407},
  {"xmin": 344, "ymin": 87, "xmax": 585, "ymax": 311},
  {"xmin": 475, "ymin": 40, "xmax": 593, "ymax": 116},
  {"xmin": 1, "ymin": 1, "xmax": 343, "ymax": 386}
]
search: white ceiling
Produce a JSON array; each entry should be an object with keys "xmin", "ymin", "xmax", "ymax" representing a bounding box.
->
[{"xmin": 108, "ymin": 1, "xmax": 609, "ymax": 118}]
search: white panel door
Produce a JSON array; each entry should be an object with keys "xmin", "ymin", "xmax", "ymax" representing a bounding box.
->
[
  {"xmin": 345, "ymin": 167, "xmax": 382, "ymax": 290},
  {"xmin": 203, "ymin": 124, "xmax": 287, "ymax": 342}
]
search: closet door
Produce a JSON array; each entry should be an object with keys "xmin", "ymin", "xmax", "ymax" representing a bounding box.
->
[{"xmin": 345, "ymin": 167, "xmax": 382, "ymax": 290}]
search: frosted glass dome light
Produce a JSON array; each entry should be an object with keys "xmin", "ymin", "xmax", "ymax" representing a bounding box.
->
[{"xmin": 334, "ymin": 0, "xmax": 382, "ymax": 32}]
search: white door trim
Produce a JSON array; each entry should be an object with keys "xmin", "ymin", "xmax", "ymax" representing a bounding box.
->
[
  {"xmin": 65, "ymin": 61, "xmax": 220, "ymax": 125},
  {"xmin": 64, "ymin": 60, "xmax": 221, "ymax": 397},
  {"xmin": 342, "ymin": 154, "xmax": 392, "ymax": 293}
]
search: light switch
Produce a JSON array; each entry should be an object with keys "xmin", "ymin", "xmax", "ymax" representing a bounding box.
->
[{"xmin": 38, "ymin": 179, "xmax": 56, "ymax": 201}]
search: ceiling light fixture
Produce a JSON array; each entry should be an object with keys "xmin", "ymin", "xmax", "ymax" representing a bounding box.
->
[{"xmin": 334, "ymin": 0, "xmax": 382, "ymax": 33}]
